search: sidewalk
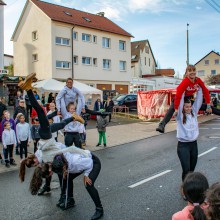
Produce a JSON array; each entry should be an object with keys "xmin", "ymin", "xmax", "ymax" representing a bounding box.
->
[{"xmin": 0, "ymin": 114, "xmax": 218, "ymax": 174}]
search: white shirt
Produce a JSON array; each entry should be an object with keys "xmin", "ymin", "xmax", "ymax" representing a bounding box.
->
[
  {"xmin": 16, "ymin": 122, "xmax": 31, "ymax": 142},
  {"xmin": 2, "ymin": 129, "xmax": 17, "ymax": 146},
  {"xmin": 64, "ymin": 151, "xmax": 93, "ymax": 176}
]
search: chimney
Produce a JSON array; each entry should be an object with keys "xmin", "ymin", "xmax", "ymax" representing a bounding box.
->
[{"xmin": 96, "ymin": 12, "xmax": 105, "ymax": 17}]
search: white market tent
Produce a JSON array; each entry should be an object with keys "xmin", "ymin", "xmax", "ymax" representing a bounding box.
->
[{"xmin": 32, "ymin": 78, "xmax": 103, "ymax": 108}]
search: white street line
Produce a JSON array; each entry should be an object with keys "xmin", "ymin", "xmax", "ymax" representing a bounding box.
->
[
  {"xmin": 198, "ymin": 147, "xmax": 218, "ymax": 158},
  {"xmin": 128, "ymin": 170, "xmax": 172, "ymax": 188},
  {"xmin": 209, "ymin": 136, "xmax": 220, "ymax": 139},
  {"xmin": 200, "ymin": 128, "xmax": 209, "ymax": 129},
  {"xmin": 212, "ymin": 128, "xmax": 220, "ymax": 129}
]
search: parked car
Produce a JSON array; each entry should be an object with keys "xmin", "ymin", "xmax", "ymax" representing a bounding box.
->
[{"xmin": 113, "ymin": 94, "xmax": 137, "ymax": 110}]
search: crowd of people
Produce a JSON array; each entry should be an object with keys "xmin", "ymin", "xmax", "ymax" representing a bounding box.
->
[{"xmin": 0, "ymin": 65, "xmax": 220, "ymax": 219}]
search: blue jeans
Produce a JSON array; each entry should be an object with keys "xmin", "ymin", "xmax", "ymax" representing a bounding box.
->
[{"xmin": 177, "ymin": 140, "xmax": 198, "ymax": 181}]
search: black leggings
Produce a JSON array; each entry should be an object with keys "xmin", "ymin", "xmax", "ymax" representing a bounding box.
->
[
  {"xmin": 160, "ymin": 99, "xmax": 220, "ymax": 127},
  {"xmin": 20, "ymin": 139, "xmax": 28, "ymax": 159},
  {"xmin": 59, "ymin": 154, "xmax": 102, "ymax": 208},
  {"xmin": 27, "ymin": 90, "xmax": 73, "ymax": 138},
  {"xmin": 177, "ymin": 140, "xmax": 198, "ymax": 181}
]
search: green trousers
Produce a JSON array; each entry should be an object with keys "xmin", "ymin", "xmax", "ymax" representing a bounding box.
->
[{"xmin": 98, "ymin": 131, "xmax": 106, "ymax": 144}]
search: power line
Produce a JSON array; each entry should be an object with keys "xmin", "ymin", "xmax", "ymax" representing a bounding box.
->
[
  {"xmin": 210, "ymin": 0, "xmax": 220, "ymax": 9},
  {"xmin": 204, "ymin": 0, "xmax": 220, "ymax": 13}
]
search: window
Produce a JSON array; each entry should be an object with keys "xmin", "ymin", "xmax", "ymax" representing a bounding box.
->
[
  {"xmin": 82, "ymin": 33, "xmax": 91, "ymax": 42},
  {"xmin": 73, "ymin": 56, "xmax": 78, "ymax": 64},
  {"xmin": 55, "ymin": 37, "xmax": 70, "ymax": 46},
  {"xmin": 83, "ymin": 17, "xmax": 91, "ymax": 22},
  {"xmin": 64, "ymin": 11, "xmax": 72, "ymax": 16},
  {"xmin": 82, "ymin": 57, "xmax": 91, "ymax": 65},
  {"xmin": 205, "ymin": 60, "xmax": 209, "ymax": 65},
  {"xmin": 102, "ymin": 37, "xmax": 110, "ymax": 48},
  {"xmin": 119, "ymin": 40, "xmax": 126, "ymax": 51},
  {"xmin": 32, "ymin": 31, "xmax": 38, "ymax": 41},
  {"xmin": 145, "ymin": 46, "xmax": 149, "ymax": 54},
  {"xmin": 131, "ymin": 55, "xmax": 136, "ymax": 60},
  {"xmin": 211, "ymin": 70, "xmax": 216, "ymax": 75},
  {"xmin": 56, "ymin": 61, "xmax": 70, "ymax": 69},
  {"xmin": 93, "ymin": 35, "xmax": 97, "ymax": 43},
  {"xmin": 215, "ymin": 59, "xmax": 219, "ymax": 65},
  {"xmin": 103, "ymin": 59, "xmax": 111, "ymax": 69},
  {"xmin": 32, "ymin": 54, "xmax": 38, "ymax": 62},
  {"xmin": 119, "ymin": 61, "xmax": 126, "ymax": 71},
  {"xmin": 93, "ymin": 58, "xmax": 97, "ymax": 66},
  {"xmin": 197, "ymin": 70, "xmax": 205, "ymax": 76},
  {"xmin": 73, "ymin": 31, "xmax": 78, "ymax": 40}
]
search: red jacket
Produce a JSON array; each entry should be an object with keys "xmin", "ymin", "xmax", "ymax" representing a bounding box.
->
[
  {"xmin": 31, "ymin": 106, "xmax": 47, "ymax": 124},
  {"xmin": 174, "ymin": 77, "xmax": 210, "ymax": 110}
]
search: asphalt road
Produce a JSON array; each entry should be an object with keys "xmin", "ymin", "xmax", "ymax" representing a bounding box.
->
[{"xmin": 0, "ymin": 119, "xmax": 220, "ymax": 220}]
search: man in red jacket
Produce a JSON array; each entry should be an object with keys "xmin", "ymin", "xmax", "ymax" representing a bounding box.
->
[{"xmin": 156, "ymin": 64, "xmax": 216, "ymax": 133}]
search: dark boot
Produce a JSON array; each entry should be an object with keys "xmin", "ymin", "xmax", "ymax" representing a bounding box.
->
[
  {"xmin": 38, "ymin": 185, "xmax": 51, "ymax": 196},
  {"xmin": 10, "ymin": 159, "xmax": 17, "ymax": 166},
  {"xmin": 5, "ymin": 162, "xmax": 10, "ymax": 168},
  {"xmin": 96, "ymin": 143, "xmax": 101, "ymax": 147},
  {"xmin": 104, "ymin": 144, "xmax": 106, "ymax": 147},
  {"xmin": 91, "ymin": 207, "xmax": 104, "ymax": 220},
  {"xmin": 59, "ymin": 197, "xmax": 75, "ymax": 210},
  {"xmin": 56, "ymin": 194, "xmax": 66, "ymax": 207},
  {"xmin": 156, "ymin": 123, "xmax": 165, "ymax": 133}
]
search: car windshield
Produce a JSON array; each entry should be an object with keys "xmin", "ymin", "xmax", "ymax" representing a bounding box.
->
[
  {"xmin": 116, "ymin": 95, "xmax": 127, "ymax": 101},
  {"xmin": 112, "ymin": 94, "xmax": 121, "ymax": 101}
]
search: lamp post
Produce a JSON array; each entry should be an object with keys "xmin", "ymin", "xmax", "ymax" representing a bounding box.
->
[{"xmin": 186, "ymin": 23, "xmax": 189, "ymax": 66}]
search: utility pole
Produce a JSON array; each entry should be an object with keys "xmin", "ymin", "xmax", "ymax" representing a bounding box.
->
[{"xmin": 186, "ymin": 23, "xmax": 189, "ymax": 66}]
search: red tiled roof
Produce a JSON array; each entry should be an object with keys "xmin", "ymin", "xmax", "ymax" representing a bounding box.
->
[
  {"xmin": 155, "ymin": 69, "xmax": 175, "ymax": 77},
  {"xmin": 0, "ymin": 1, "xmax": 6, "ymax": 5},
  {"xmin": 31, "ymin": 0, "xmax": 133, "ymax": 37}
]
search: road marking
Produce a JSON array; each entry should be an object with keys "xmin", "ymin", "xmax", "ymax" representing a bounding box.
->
[
  {"xmin": 212, "ymin": 128, "xmax": 220, "ymax": 129},
  {"xmin": 128, "ymin": 170, "xmax": 172, "ymax": 188},
  {"xmin": 200, "ymin": 127, "xmax": 209, "ymax": 129},
  {"xmin": 209, "ymin": 136, "xmax": 220, "ymax": 139},
  {"xmin": 198, "ymin": 147, "xmax": 218, "ymax": 158}
]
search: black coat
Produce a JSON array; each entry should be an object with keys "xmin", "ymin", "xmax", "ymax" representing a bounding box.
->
[
  {"xmin": 104, "ymin": 100, "xmax": 114, "ymax": 112},
  {"xmin": 0, "ymin": 102, "xmax": 7, "ymax": 122}
]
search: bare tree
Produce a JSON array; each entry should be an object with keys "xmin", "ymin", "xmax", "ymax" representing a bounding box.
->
[{"xmin": 205, "ymin": 74, "xmax": 220, "ymax": 85}]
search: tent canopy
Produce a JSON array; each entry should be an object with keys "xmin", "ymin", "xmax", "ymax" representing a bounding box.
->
[{"xmin": 32, "ymin": 78, "xmax": 102, "ymax": 95}]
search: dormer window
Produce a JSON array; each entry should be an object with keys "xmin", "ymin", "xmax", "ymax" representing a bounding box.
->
[
  {"xmin": 64, "ymin": 11, "xmax": 72, "ymax": 16},
  {"xmin": 83, "ymin": 17, "xmax": 91, "ymax": 22}
]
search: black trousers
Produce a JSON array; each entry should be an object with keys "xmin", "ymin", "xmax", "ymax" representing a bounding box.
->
[
  {"xmin": 160, "ymin": 99, "xmax": 220, "ymax": 127},
  {"xmin": 64, "ymin": 132, "xmax": 81, "ymax": 148},
  {"xmin": 4, "ymin": 144, "xmax": 14, "ymax": 163},
  {"xmin": 59, "ymin": 154, "xmax": 102, "ymax": 208},
  {"xmin": 20, "ymin": 139, "xmax": 28, "ymax": 159},
  {"xmin": 33, "ymin": 138, "xmax": 40, "ymax": 153},
  {"xmin": 177, "ymin": 140, "xmax": 198, "ymax": 181}
]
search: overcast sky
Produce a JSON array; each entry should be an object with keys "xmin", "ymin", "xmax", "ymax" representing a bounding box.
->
[{"xmin": 3, "ymin": 0, "xmax": 220, "ymax": 77}]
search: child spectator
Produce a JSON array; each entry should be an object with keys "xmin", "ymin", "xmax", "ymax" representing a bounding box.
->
[
  {"xmin": 2, "ymin": 122, "xmax": 17, "ymax": 167},
  {"xmin": 16, "ymin": 114, "xmax": 31, "ymax": 160},
  {"xmin": 205, "ymin": 182, "xmax": 220, "ymax": 220},
  {"xmin": 96, "ymin": 109, "xmax": 108, "ymax": 147},
  {"xmin": 172, "ymin": 172, "xmax": 209, "ymax": 220},
  {"xmin": 31, "ymin": 117, "xmax": 40, "ymax": 153},
  {"xmin": 14, "ymin": 113, "xmax": 24, "ymax": 155}
]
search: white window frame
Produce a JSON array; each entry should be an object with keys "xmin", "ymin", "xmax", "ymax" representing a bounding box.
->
[
  {"xmin": 119, "ymin": 40, "xmax": 126, "ymax": 51},
  {"xmin": 93, "ymin": 35, "xmax": 97, "ymax": 43},
  {"xmin": 102, "ymin": 37, "xmax": 110, "ymax": 48},
  {"xmin": 119, "ymin": 61, "xmax": 126, "ymax": 71},
  {"xmin": 197, "ymin": 70, "xmax": 205, "ymax": 76},
  {"xmin": 103, "ymin": 59, "xmax": 111, "ymax": 70},
  {"xmin": 82, "ymin": 33, "xmax": 91, "ymax": 42},
  {"xmin": 73, "ymin": 56, "xmax": 78, "ymax": 64},
  {"xmin": 56, "ymin": 61, "xmax": 71, "ymax": 69},
  {"xmin": 73, "ymin": 31, "xmax": 78, "ymax": 40},
  {"xmin": 32, "ymin": 31, "xmax": 38, "ymax": 41},
  {"xmin": 55, "ymin": 37, "xmax": 70, "ymax": 46},
  {"xmin": 82, "ymin": 57, "xmax": 91, "ymax": 65},
  {"xmin": 32, "ymin": 54, "xmax": 38, "ymax": 62}
]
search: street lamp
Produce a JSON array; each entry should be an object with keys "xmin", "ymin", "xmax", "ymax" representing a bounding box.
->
[{"xmin": 186, "ymin": 23, "xmax": 189, "ymax": 66}]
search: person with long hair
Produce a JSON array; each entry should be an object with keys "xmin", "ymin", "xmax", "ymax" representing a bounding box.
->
[
  {"xmin": 205, "ymin": 182, "xmax": 220, "ymax": 220},
  {"xmin": 176, "ymin": 87, "xmax": 203, "ymax": 181},
  {"xmin": 156, "ymin": 64, "xmax": 220, "ymax": 133},
  {"xmin": 30, "ymin": 151, "xmax": 103, "ymax": 220},
  {"xmin": 172, "ymin": 172, "xmax": 209, "ymax": 220},
  {"xmin": 18, "ymin": 73, "xmax": 87, "ymax": 195}
]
